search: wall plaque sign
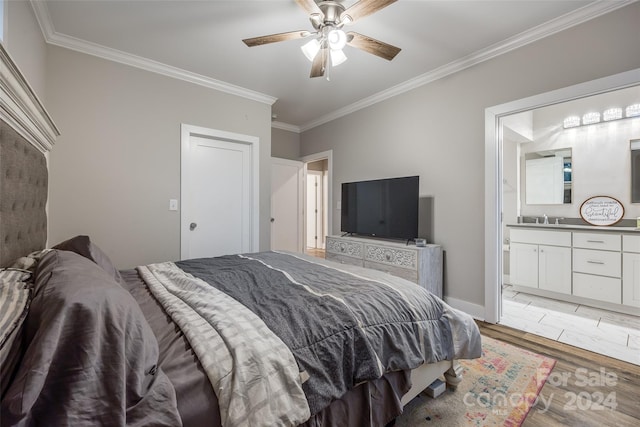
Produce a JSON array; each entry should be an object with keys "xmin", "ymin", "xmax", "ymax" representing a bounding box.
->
[{"xmin": 579, "ymin": 196, "xmax": 625, "ymax": 226}]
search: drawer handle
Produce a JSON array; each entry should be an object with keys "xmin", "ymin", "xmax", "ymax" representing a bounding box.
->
[
  {"xmin": 587, "ymin": 260, "xmax": 605, "ymax": 265},
  {"xmin": 586, "ymin": 240, "xmax": 605, "ymax": 243}
]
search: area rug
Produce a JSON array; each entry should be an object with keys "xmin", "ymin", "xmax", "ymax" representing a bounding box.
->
[{"xmin": 395, "ymin": 336, "xmax": 556, "ymax": 427}]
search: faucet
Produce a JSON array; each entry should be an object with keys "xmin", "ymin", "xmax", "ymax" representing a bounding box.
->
[
  {"xmin": 543, "ymin": 214, "xmax": 549, "ymax": 224},
  {"xmin": 555, "ymin": 217, "xmax": 565, "ymax": 225}
]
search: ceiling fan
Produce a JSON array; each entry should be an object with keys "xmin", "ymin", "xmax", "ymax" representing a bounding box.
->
[{"xmin": 242, "ymin": 0, "xmax": 401, "ymax": 78}]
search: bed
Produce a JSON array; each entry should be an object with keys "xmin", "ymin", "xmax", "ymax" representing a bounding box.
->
[{"xmin": 0, "ymin": 44, "xmax": 481, "ymax": 427}]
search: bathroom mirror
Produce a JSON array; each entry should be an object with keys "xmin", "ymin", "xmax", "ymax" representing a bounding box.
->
[{"xmin": 524, "ymin": 148, "xmax": 572, "ymax": 205}]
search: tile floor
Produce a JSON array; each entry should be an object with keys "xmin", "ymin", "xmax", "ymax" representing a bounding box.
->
[{"xmin": 501, "ymin": 285, "xmax": 640, "ymax": 365}]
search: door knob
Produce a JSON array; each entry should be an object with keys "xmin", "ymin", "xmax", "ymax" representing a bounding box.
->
[
  {"xmin": 189, "ymin": 222, "xmax": 197, "ymax": 231},
  {"xmin": 270, "ymin": 218, "xmax": 275, "ymax": 223}
]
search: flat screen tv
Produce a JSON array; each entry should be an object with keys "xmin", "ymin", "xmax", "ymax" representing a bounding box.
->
[{"xmin": 341, "ymin": 176, "xmax": 419, "ymax": 240}]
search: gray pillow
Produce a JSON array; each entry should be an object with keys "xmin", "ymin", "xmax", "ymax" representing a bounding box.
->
[
  {"xmin": 1, "ymin": 250, "xmax": 181, "ymax": 425},
  {"xmin": 52, "ymin": 235, "xmax": 125, "ymax": 287}
]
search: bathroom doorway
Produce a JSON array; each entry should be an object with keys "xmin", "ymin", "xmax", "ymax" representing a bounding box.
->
[{"xmin": 492, "ymin": 77, "xmax": 640, "ymax": 365}]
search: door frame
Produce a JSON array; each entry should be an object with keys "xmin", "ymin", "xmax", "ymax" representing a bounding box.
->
[
  {"xmin": 180, "ymin": 123, "xmax": 260, "ymax": 259},
  {"xmin": 484, "ymin": 68, "xmax": 640, "ymax": 324},
  {"xmin": 300, "ymin": 150, "xmax": 333, "ymax": 249},
  {"xmin": 306, "ymin": 169, "xmax": 324, "ymax": 249}
]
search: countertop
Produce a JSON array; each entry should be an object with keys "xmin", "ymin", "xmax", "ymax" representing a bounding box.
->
[{"xmin": 507, "ymin": 223, "xmax": 640, "ymax": 232}]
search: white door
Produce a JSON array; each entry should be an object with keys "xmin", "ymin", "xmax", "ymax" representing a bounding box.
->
[
  {"xmin": 271, "ymin": 158, "xmax": 303, "ymax": 252},
  {"xmin": 181, "ymin": 125, "xmax": 258, "ymax": 260},
  {"xmin": 509, "ymin": 243, "xmax": 539, "ymax": 288},
  {"xmin": 306, "ymin": 171, "xmax": 324, "ymax": 249}
]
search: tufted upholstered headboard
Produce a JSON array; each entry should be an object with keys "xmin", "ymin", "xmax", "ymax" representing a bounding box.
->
[
  {"xmin": 0, "ymin": 44, "xmax": 58, "ymax": 267},
  {"xmin": 0, "ymin": 120, "xmax": 48, "ymax": 267}
]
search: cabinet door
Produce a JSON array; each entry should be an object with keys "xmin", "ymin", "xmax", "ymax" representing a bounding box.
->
[
  {"xmin": 510, "ymin": 243, "xmax": 539, "ymax": 288},
  {"xmin": 622, "ymin": 253, "xmax": 640, "ymax": 308},
  {"xmin": 539, "ymin": 245, "xmax": 572, "ymax": 295}
]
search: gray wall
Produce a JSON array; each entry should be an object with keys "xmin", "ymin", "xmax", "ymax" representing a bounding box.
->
[
  {"xmin": 300, "ymin": 3, "xmax": 640, "ymax": 307},
  {"xmin": 5, "ymin": 0, "xmax": 47, "ymax": 102},
  {"xmin": 271, "ymin": 127, "xmax": 300, "ymax": 160},
  {"xmin": 45, "ymin": 46, "xmax": 273, "ymax": 269}
]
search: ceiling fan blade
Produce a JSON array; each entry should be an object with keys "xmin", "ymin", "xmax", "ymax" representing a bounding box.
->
[
  {"xmin": 346, "ymin": 32, "xmax": 401, "ymax": 61},
  {"xmin": 310, "ymin": 48, "xmax": 327, "ymax": 78},
  {"xmin": 243, "ymin": 30, "xmax": 311, "ymax": 47},
  {"xmin": 295, "ymin": 0, "xmax": 323, "ymax": 16},
  {"xmin": 341, "ymin": 0, "xmax": 397, "ymax": 23}
]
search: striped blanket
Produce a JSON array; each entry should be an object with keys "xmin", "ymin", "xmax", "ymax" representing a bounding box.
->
[{"xmin": 138, "ymin": 251, "xmax": 481, "ymax": 427}]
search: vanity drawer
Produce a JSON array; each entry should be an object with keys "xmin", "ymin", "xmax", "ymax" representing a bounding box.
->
[
  {"xmin": 573, "ymin": 248, "xmax": 621, "ymax": 278},
  {"xmin": 623, "ymin": 234, "xmax": 640, "ymax": 253},
  {"xmin": 509, "ymin": 229, "xmax": 571, "ymax": 246},
  {"xmin": 573, "ymin": 272, "xmax": 621, "ymax": 304},
  {"xmin": 573, "ymin": 232, "xmax": 621, "ymax": 251}
]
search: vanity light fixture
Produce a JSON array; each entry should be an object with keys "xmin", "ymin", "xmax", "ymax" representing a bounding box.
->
[
  {"xmin": 563, "ymin": 102, "xmax": 640, "ymax": 129},
  {"xmin": 603, "ymin": 107, "xmax": 622, "ymax": 121},
  {"xmin": 627, "ymin": 103, "xmax": 640, "ymax": 118},
  {"xmin": 563, "ymin": 116, "xmax": 580, "ymax": 129},
  {"xmin": 582, "ymin": 112, "xmax": 601, "ymax": 125}
]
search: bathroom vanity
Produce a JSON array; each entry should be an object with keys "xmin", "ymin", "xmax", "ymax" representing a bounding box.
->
[{"xmin": 507, "ymin": 223, "xmax": 640, "ymax": 315}]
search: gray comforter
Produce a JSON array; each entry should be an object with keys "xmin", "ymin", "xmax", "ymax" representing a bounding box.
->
[{"xmin": 139, "ymin": 251, "xmax": 481, "ymax": 427}]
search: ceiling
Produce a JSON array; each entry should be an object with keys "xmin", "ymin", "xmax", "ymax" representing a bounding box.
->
[{"xmin": 33, "ymin": 0, "xmax": 633, "ymax": 131}]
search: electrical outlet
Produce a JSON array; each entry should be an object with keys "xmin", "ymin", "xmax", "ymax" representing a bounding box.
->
[{"xmin": 169, "ymin": 199, "xmax": 178, "ymax": 211}]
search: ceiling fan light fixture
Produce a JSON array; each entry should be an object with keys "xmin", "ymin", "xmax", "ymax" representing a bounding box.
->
[
  {"xmin": 327, "ymin": 29, "xmax": 347, "ymax": 50},
  {"xmin": 330, "ymin": 48, "xmax": 347, "ymax": 67},
  {"xmin": 301, "ymin": 38, "xmax": 321, "ymax": 62}
]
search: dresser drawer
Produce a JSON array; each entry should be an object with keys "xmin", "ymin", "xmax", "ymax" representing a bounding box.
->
[
  {"xmin": 326, "ymin": 238, "xmax": 363, "ymax": 259},
  {"xmin": 326, "ymin": 252, "xmax": 364, "ymax": 267},
  {"xmin": 573, "ymin": 248, "xmax": 621, "ymax": 278},
  {"xmin": 573, "ymin": 232, "xmax": 621, "ymax": 251},
  {"xmin": 623, "ymin": 234, "xmax": 640, "ymax": 253},
  {"xmin": 364, "ymin": 261, "xmax": 419, "ymax": 282},
  {"xmin": 573, "ymin": 272, "xmax": 621, "ymax": 304},
  {"xmin": 364, "ymin": 244, "xmax": 417, "ymax": 270}
]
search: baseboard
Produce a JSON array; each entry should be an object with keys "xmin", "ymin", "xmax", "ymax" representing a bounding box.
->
[{"xmin": 444, "ymin": 296, "xmax": 485, "ymax": 321}]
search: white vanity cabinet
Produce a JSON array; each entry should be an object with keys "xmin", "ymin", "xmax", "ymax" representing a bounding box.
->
[
  {"xmin": 622, "ymin": 235, "xmax": 640, "ymax": 308},
  {"xmin": 508, "ymin": 224, "xmax": 640, "ymax": 315},
  {"xmin": 509, "ymin": 229, "xmax": 572, "ymax": 294}
]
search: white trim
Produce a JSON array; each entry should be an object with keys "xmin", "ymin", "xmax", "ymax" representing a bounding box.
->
[
  {"xmin": 28, "ymin": 0, "xmax": 634, "ymax": 132},
  {"xmin": 180, "ymin": 124, "xmax": 260, "ymax": 259},
  {"xmin": 484, "ymin": 68, "xmax": 640, "ymax": 324},
  {"xmin": 29, "ymin": 1, "xmax": 276, "ymax": 107},
  {"xmin": 271, "ymin": 121, "xmax": 301, "ymax": 133},
  {"xmin": 444, "ymin": 297, "xmax": 486, "ymax": 321},
  {"xmin": 0, "ymin": 43, "xmax": 59, "ymax": 153},
  {"xmin": 300, "ymin": 150, "xmax": 333, "ymax": 244},
  {"xmin": 299, "ymin": 0, "xmax": 636, "ymax": 131}
]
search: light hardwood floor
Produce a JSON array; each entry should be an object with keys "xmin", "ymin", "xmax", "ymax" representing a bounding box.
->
[{"xmin": 479, "ymin": 321, "xmax": 640, "ymax": 427}]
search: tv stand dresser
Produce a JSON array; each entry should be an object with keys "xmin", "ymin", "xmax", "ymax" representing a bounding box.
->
[{"xmin": 325, "ymin": 235, "xmax": 443, "ymax": 298}]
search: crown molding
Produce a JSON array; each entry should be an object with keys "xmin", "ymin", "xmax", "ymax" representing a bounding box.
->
[
  {"xmin": 0, "ymin": 43, "xmax": 59, "ymax": 153},
  {"xmin": 271, "ymin": 121, "xmax": 301, "ymax": 133},
  {"xmin": 29, "ymin": 0, "xmax": 636, "ymax": 132},
  {"xmin": 29, "ymin": 1, "xmax": 277, "ymax": 107},
  {"xmin": 299, "ymin": 0, "xmax": 637, "ymax": 131}
]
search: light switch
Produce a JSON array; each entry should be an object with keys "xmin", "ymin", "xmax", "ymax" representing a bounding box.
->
[
  {"xmin": 337, "ymin": 201, "xmax": 342, "ymax": 210},
  {"xmin": 169, "ymin": 199, "xmax": 178, "ymax": 211}
]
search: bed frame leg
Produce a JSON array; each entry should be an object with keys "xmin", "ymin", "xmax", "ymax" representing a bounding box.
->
[{"xmin": 444, "ymin": 361, "xmax": 463, "ymax": 391}]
